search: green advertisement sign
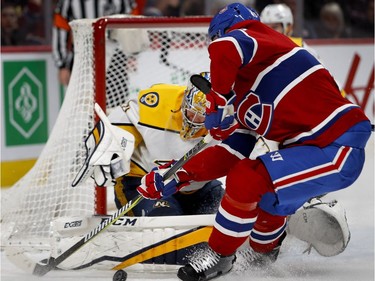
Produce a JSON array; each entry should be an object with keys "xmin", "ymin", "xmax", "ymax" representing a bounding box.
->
[{"xmin": 3, "ymin": 61, "xmax": 48, "ymax": 146}]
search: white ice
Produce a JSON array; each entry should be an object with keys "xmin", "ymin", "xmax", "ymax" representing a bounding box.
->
[{"xmin": 1, "ymin": 138, "xmax": 374, "ymax": 281}]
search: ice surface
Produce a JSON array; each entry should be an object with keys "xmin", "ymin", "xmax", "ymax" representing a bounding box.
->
[{"xmin": 1, "ymin": 138, "xmax": 374, "ymax": 281}]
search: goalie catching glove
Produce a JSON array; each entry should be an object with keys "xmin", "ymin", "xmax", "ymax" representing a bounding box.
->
[
  {"xmin": 72, "ymin": 103, "xmax": 135, "ymax": 187},
  {"xmin": 205, "ymin": 90, "xmax": 239, "ymax": 140},
  {"xmin": 137, "ymin": 160, "xmax": 191, "ymax": 199}
]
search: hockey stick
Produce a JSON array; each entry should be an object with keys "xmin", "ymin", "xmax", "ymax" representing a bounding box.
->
[
  {"xmin": 31, "ymin": 195, "xmax": 144, "ymax": 276},
  {"xmin": 190, "ymin": 74, "xmax": 211, "ymax": 95},
  {"xmin": 163, "ymin": 133, "xmax": 213, "ymax": 179},
  {"xmin": 11, "ymin": 132, "xmax": 212, "ymax": 276}
]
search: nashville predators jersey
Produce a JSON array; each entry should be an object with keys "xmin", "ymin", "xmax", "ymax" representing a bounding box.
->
[{"xmin": 108, "ymin": 83, "xmax": 205, "ymax": 178}]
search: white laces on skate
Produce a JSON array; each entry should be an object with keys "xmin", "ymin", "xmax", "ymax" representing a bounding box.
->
[{"xmin": 189, "ymin": 246, "xmax": 221, "ymax": 273}]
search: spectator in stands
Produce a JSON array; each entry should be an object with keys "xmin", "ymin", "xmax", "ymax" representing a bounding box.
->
[
  {"xmin": 1, "ymin": 3, "xmax": 22, "ymax": 46},
  {"xmin": 1, "ymin": 2, "xmax": 41, "ymax": 46},
  {"xmin": 272, "ymin": 0, "xmax": 317, "ymax": 38},
  {"xmin": 348, "ymin": 0, "xmax": 374, "ymax": 38},
  {"xmin": 19, "ymin": 0, "xmax": 46, "ymax": 44},
  {"xmin": 143, "ymin": 0, "xmax": 181, "ymax": 17},
  {"xmin": 315, "ymin": 2, "xmax": 351, "ymax": 38},
  {"xmin": 180, "ymin": 0, "xmax": 205, "ymax": 16},
  {"xmin": 52, "ymin": 0, "xmax": 137, "ymax": 86}
]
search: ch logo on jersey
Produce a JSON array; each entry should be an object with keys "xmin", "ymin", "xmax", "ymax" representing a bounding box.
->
[
  {"xmin": 270, "ymin": 151, "xmax": 283, "ymax": 161},
  {"xmin": 140, "ymin": 92, "xmax": 159, "ymax": 107},
  {"xmin": 237, "ymin": 92, "xmax": 273, "ymax": 135}
]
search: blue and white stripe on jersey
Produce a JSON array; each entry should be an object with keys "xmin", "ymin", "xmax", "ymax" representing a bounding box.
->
[
  {"xmin": 230, "ymin": 29, "xmax": 258, "ymax": 66},
  {"xmin": 215, "ymin": 29, "xmax": 258, "ymax": 66},
  {"xmin": 214, "ymin": 205, "xmax": 257, "ymax": 237},
  {"xmin": 251, "ymin": 47, "xmax": 323, "ymax": 104},
  {"xmin": 283, "ymin": 103, "xmax": 360, "ymax": 145},
  {"xmin": 220, "ymin": 129, "xmax": 258, "ymax": 159}
]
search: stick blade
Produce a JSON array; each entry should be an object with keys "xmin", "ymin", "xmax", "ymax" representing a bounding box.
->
[
  {"xmin": 5, "ymin": 246, "xmax": 54, "ymax": 275},
  {"xmin": 33, "ymin": 260, "xmax": 56, "ymax": 276},
  {"xmin": 190, "ymin": 74, "xmax": 211, "ymax": 94}
]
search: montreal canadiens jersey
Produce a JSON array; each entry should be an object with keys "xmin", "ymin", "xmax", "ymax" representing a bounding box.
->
[
  {"xmin": 290, "ymin": 36, "xmax": 346, "ymax": 98},
  {"xmin": 208, "ymin": 20, "xmax": 368, "ymax": 148},
  {"xmin": 108, "ymin": 84, "xmax": 206, "ymax": 180}
]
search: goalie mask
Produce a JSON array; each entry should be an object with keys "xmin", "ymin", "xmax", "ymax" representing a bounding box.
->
[{"xmin": 180, "ymin": 72, "xmax": 210, "ymax": 140}]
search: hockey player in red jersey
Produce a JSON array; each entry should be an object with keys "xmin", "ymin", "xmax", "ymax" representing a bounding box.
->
[{"xmin": 136, "ymin": 3, "xmax": 372, "ymax": 281}]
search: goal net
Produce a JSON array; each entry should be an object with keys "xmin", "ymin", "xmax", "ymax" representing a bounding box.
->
[{"xmin": 1, "ymin": 16, "xmax": 211, "ymax": 253}]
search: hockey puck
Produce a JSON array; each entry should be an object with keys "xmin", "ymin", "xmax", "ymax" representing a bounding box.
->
[{"xmin": 113, "ymin": 269, "xmax": 127, "ymax": 281}]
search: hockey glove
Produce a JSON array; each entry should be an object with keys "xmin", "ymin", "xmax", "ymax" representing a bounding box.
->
[
  {"xmin": 136, "ymin": 162, "xmax": 191, "ymax": 200},
  {"xmin": 72, "ymin": 104, "xmax": 135, "ymax": 187},
  {"xmin": 90, "ymin": 155, "xmax": 127, "ymax": 187},
  {"xmin": 205, "ymin": 90, "xmax": 239, "ymax": 140}
]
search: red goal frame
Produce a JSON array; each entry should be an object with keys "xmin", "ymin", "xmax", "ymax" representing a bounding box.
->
[{"xmin": 91, "ymin": 16, "xmax": 212, "ymax": 214}]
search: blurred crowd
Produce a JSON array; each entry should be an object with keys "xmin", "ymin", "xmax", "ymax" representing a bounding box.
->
[
  {"xmin": 1, "ymin": 0, "xmax": 374, "ymax": 46},
  {"xmin": 1, "ymin": 0, "xmax": 46, "ymax": 45}
]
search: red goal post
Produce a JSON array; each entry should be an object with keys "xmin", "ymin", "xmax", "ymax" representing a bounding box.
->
[
  {"xmin": 93, "ymin": 16, "xmax": 212, "ymax": 112},
  {"xmin": 1, "ymin": 16, "xmax": 212, "ymax": 249},
  {"xmin": 92, "ymin": 15, "xmax": 212, "ymax": 213}
]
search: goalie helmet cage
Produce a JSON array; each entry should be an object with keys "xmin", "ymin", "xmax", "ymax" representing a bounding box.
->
[{"xmin": 1, "ymin": 16, "xmax": 212, "ymax": 249}]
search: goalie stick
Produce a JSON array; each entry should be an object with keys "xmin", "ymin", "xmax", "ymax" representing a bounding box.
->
[
  {"xmin": 9, "ymin": 78, "xmax": 216, "ymax": 276},
  {"xmin": 8, "ymin": 126, "xmax": 212, "ymax": 276}
]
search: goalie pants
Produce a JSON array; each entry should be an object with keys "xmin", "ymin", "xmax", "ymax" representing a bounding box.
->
[
  {"xmin": 209, "ymin": 121, "xmax": 371, "ymax": 256},
  {"xmin": 115, "ymin": 176, "xmax": 224, "ymax": 216}
]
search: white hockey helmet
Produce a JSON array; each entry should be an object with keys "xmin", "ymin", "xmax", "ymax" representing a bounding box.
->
[
  {"xmin": 180, "ymin": 72, "xmax": 210, "ymax": 140},
  {"xmin": 260, "ymin": 4, "xmax": 294, "ymax": 35}
]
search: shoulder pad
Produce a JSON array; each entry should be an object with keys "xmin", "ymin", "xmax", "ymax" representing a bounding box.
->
[{"xmin": 138, "ymin": 84, "xmax": 185, "ymax": 131}]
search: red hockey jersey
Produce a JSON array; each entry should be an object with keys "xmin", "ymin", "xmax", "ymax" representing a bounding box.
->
[
  {"xmin": 183, "ymin": 20, "xmax": 369, "ymax": 182},
  {"xmin": 208, "ymin": 20, "xmax": 368, "ymax": 148}
]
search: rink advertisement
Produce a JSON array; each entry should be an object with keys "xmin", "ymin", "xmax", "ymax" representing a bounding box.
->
[
  {"xmin": 0, "ymin": 39, "xmax": 374, "ymax": 187},
  {"xmin": 2, "ymin": 60, "xmax": 48, "ymax": 146},
  {"xmin": 1, "ymin": 50, "xmax": 60, "ymax": 187}
]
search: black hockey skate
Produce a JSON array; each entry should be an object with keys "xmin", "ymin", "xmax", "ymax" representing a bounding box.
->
[{"xmin": 177, "ymin": 245, "xmax": 236, "ymax": 281}]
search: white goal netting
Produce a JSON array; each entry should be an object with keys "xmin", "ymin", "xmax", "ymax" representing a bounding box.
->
[{"xmin": 1, "ymin": 16, "xmax": 210, "ymax": 251}]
